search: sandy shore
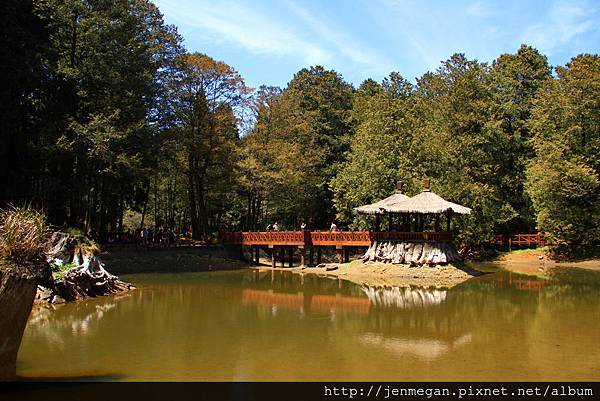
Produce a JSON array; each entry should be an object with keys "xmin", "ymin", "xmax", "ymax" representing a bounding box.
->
[
  {"xmin": 251, "ymin": 259, "xmax": 485, "ymax": 288},
  {"xmin": 492, "ymin": 249, "xmax": 600, "ymax": 276}
]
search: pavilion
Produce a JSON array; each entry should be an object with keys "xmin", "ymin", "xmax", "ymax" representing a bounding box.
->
[
  {"xmin": 357, "ymin": 178, "xmax": 472, "ymax": 264},
  {"xmin": 384, "ymin": 178, "xmax": 471, "ymax": 232}
]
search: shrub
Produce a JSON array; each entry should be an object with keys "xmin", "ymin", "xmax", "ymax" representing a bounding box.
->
[{"xmin": 0, "ymin": 206, "xmax": 49, "ymax": 265}]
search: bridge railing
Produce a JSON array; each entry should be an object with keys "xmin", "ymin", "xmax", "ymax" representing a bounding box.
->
[
  {"xmin": 492, "ymin": 233, "xmax": 545, "ymax": 247},
  {"xmin": 310, "ymin": 231, "xmax": 372, "ymax": 246},
  {"xmin": 220, "ymin": 231, "xmax": 307, "ymax": 246},
  {"xmin": 221, "ymin": 230, "xmax": 453, "ymax": 246}
]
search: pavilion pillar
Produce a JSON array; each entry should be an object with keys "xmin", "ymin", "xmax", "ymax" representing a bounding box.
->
[
  {"xmin": 374, "ymin": 215, "xmax": 381, "ymax": 232},
  {"xmin": 446, "ymin": 211, "xmax": 452, "ymax": 232},
  {"xmin": 387, "ymin": 213, "xmax": 393, "ymax": 231},
  {"xmin": 434, "ymin": 215, "xmax": 440, "ymax": 232}
]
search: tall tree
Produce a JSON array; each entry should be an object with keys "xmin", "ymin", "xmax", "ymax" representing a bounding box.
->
[
  {"xmin": 280, "ymin": 66, "xmax": 354, "ymax": 226},
  {"xmin": 486, "ymin": 45, "xmax": 551, "ymax": 233},
  {"xmin": 170, "ymin": 53, "xmax": 249, "ymax": 239},
  {"xmin": 5, "ymin": 0, "xmax": 182, "ymax": 239},
  {"xmin": 526, "ymin": 54, "xmax": 600, "ymax": 247},
  {"xmin": 331, "ymin": 74, "xmax": 417, "ymax": 228}
]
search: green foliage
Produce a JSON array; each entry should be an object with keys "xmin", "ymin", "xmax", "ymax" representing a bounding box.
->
[
  {"xmin": 1, "ymin": 0, "xmax": 596, "ymax": 252},
  {"xmin": 526, "ymin": 54, "xmax": 600, "ymax": 246}
]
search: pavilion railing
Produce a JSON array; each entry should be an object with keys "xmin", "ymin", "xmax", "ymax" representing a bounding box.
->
[{"xmin": 371, "ymin": 231, "xmax": 453, "ymax": 242}]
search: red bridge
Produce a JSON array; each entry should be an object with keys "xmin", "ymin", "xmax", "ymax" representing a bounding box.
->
[
  {"xmin": 221, "ymin": 230, "xmax": 453, "ymax": 247},
  {"xmin": 220, "ymin": 230, "xmax": 453, "ymax": 268},
  {"xmin": 492, "ymin": 233, "xmax": 546, "ymax": 248}
]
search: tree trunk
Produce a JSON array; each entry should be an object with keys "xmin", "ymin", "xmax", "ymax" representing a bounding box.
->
[
  {"xmin": 0, "ymin": 267, "xmax": 42, "ymax": 381},
  {"xmin": 139, "ymin": 180, "xmax": 150, "ymax": 229},
  {"xmin": 187, "ymin": 157, "xmax": 200, "ymax": 239}
]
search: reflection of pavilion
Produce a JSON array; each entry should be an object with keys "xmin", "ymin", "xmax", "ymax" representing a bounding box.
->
[
  {"xmin": 359, "ymin": 332, "xmax": 472, "ymax": 361},
  {"xmin": 361, "ymin": 286, "xmax": 447, "ymax": 309}
]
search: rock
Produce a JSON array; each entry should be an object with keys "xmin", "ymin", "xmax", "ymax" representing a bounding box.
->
[
  {"xmin": 326, "ymin": 265, "xmax": 338, "ymax": 271},
  {"xmin": 51, "ymin": 295, "xmax": 66, "ymax": 304},
  {"xmin": 36, "ymin": 286, "xmax": 53, "ymax": 301}
]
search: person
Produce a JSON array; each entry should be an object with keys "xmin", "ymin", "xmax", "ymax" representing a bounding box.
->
[
  {"xmin": 272, "ymin": 222, "xmax": 280, "ymax": 231},
  {"xmin": 300, "ymin": 222, "xmax": 307, "ymax": 231},
  {"xmin": 266, "ymin": 224, "xmax": 272, "ymax": 232},
  {"xmin": 330, "ymin": 222, "xmax": 338, "ymax": 232}
]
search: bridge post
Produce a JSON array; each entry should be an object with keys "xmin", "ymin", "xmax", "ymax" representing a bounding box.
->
[
  {"xmin": 317, "ymin": 247, "xmax": 322, "ymax": 265},
  {"xmin": 254, "ymin": 246, "xmax": 260, "ymax": 265},
  {"xmin": 288, "ymin": 248, "xmax": 294, "ymax": 268},
  {"xmin": 299, "ymin": 246, "xmax": 306, "ymax": 267},
  {"xmin": 269, "ymin": 245, "xmax": 276, "ymax": 268},
  {"xmin": 336, "ymin": 245, "xmax": 343, "ymax": 263},
  {"xmin": 309, "ymin": 247, "xmax": 314, "ymax": 267},
  {"xmin": 343, "ymin": 247, "xmax": 350, "ymax": 263},
  {"xmin": 280, "ymin": 248, "xmax": 285, "ymax": 268}
]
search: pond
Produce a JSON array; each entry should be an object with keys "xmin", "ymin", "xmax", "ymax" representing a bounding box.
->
[{"xmin": 16, "ymin": 264, "xmax": 600, "ymax": 381}]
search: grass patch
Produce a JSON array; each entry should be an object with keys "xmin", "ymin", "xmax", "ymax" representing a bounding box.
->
[
  {"xmin": 507, "ymin": 247, "xmax": 548, "ymax": 254},
  {"xmin": 0, "ymin": 206, "xmax": 49, "ymax": 265}
]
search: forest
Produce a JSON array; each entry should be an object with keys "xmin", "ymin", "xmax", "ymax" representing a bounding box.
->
[{"xmin": 2, "ymin": 0, "xmax": 598, "ymax": 250}]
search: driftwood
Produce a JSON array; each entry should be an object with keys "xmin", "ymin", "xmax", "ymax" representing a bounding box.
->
[
  {"xmin": 41, "ymin": 232, "xmax": 133, "ymax": 303},
  {"xmin": 362, "ymin": 240, "xmax": 461, "ymax": 265}
]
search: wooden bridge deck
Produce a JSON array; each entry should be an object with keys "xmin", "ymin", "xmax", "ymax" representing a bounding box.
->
[{"xmin": 220, "ymin": 230, "xmax": 453, "ymax": 247}]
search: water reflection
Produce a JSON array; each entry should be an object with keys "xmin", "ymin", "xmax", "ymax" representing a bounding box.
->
[
  {"xmin": 17, "ymin": 267, "xmax": 600, "ymax": 381},
  {"xmin": 362, "ymin": 286, "xmax": 447, "ymax": 308},
  {"xmin": 359, "ymin": 332, "xmax": 472, "ymax": 361}
]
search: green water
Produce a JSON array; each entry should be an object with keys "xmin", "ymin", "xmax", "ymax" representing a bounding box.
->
[{"xmin": 16, "ymin": 265, "xmax": 600, "ymax": 381}]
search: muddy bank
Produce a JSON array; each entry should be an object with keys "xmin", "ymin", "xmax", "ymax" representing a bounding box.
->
[
  {"xmin": 252, "ymin": 259, "xmax": 485, "ymax": 288},
  {"xmin": 492, "ymin": 249, "xmax": 600, "ymax": 276},
  {"xmin": 100, "ymin": 246, "xmax": 248, "ymax": 275}
]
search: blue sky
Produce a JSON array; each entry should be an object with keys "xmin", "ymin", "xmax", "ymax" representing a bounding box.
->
[{"xmin": 154, "ymin": 0, "xmax": 600, "ymax": 89}]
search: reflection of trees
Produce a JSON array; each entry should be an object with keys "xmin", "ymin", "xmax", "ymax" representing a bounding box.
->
[
  {"xmin": 19, "ymin": 268, "xmax": 600, "ymax": 380},
  {"xmin": 25, "ymin": 298, "xmax": 123, "ymax": 349}
]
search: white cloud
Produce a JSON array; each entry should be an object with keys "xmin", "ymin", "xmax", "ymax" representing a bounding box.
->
[
  {"xmin": 284, "ymin": 0, "xmax": 397, "ymax": 75},
  {"xmin": 521, "ymin": 1, "xmax": 597, "ymax": 55},
  {"xmin": 156, "ymin": 0, "xmax": 332, "ymax": 65},
  {"xmin": 466, "ymin": 1, "xmax": 493, "ymax": 18}
]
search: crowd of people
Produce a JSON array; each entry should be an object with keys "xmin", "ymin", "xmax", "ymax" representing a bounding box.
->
[
  {"xmin": 106, "ymin": 227, "xmax": 177, "ymax": 248},
  {"xmin": 265, "ymin": 222, "xmax": 340, "ymax": 232}
]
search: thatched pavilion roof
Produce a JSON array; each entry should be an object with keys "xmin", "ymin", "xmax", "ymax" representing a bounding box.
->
[
  {"xmin": 354, "ymin": 181, "xmax": 410, "ymax": 215},
  {"xmin": 354, "ymin": 192, "xmax": 410, "ymax": 215},
  {"xmin": 385, "ymin": 189, "xmax": 472, "ymax": 215}
]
